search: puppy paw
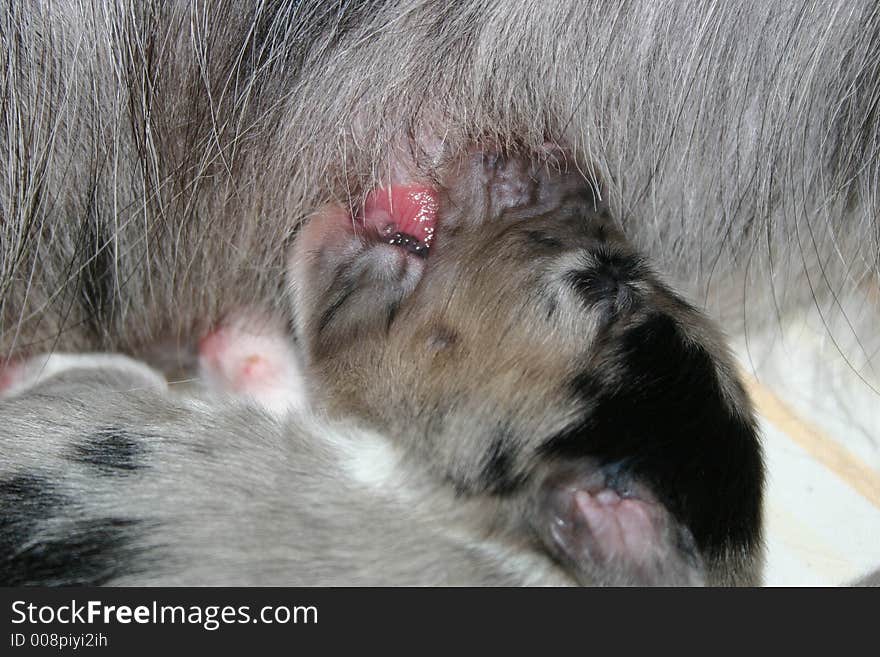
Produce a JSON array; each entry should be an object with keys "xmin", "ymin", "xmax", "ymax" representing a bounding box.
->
[
  {"xmin": 540, "ymin": 464, "xmax": 706, "ymax": 586},
  {"xmin": 198, "ymin": 311, "xmax": 306, "ymax": 416}
]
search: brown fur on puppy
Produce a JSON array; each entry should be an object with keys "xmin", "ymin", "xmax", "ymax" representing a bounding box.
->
[{"xmin": 291, "ymin": 151, "xmax": 764, "ymax": 586}]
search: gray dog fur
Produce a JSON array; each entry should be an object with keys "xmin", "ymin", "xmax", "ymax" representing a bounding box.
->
[{"xmin": 1, "ymin": 1, "xmax": 877, "ymax": 361}]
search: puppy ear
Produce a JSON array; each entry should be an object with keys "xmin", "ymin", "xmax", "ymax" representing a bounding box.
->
[{"xmin": 533, "ymin": 462, "xmax": 706, "ymax": 586}]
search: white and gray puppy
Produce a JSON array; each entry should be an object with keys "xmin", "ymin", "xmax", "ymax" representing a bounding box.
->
[
  {"xmin": 0, "ymin": 152, "xmax": 763, "ymax": 586},
  {"xmin": 0, "ymin": 1, "xmax": 877, "ymax": 372}
]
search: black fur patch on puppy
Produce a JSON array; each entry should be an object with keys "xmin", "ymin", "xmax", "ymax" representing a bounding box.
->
[
  {"xmin": 480, "ymin": 426, "xmax": 527, "ymax": 495},
  {"xmin": 4, "ymin": 518, "xmax": 148, "ymax": 586},
  {"xmin": 0, "ymin": 475, "xmax": 62, "ymax": 555},
  {"xmin": 0, "ymin": 474, "xmax": 149, "ymax": 585},
  {"xmin": 567, "ymin": 250, "xmax": 647, "ymax": 315},
  {"xmin": 72, "ymin": 427, "xmax": 147, "ymax": 475},
  {"xmin": 542, "ymin": 314, "xmax": 763, "ymax": 561}
]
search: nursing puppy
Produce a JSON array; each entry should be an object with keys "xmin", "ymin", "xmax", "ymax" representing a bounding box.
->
[{"xmin": 0, "ymin": 152, "xmax": 763, "ymax": 586}]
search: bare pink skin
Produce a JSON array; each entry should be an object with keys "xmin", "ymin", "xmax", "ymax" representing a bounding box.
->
[
  {"xmin": 359, "ymin": 185, "xmax": 440, "ymax": 247},
  {"xmin": 300, "ymin": 182, "xmax": 441, "ymax": 254},
  {"xmin": 544, "ymin": 463, "xmax": 703, "ymax": 586},
  {"xmin": 0, "ymin": 360, "xmax": 24, "ymax": 396},
  {"xmin": 197, "ymin": 311, "xmax": 307, "ymax": 417},
  {"xmin": 573, "ymin": 488, "xmax": 668, "ymax": 567}
]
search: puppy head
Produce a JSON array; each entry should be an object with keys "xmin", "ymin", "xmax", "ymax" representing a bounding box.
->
[{"xmin": 289, "ymin": 151, "xmax": 764, "ymax": 586}]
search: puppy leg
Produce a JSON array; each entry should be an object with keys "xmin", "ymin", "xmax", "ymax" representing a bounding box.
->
[{"xmin": 0, "ymin": 353, "xmax": 167, "ymax": 399}]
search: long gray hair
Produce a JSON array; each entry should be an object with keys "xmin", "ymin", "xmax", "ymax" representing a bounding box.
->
[{"xmin": 1, "ymin": 1, "xmax": 878, "ymax": 380}]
